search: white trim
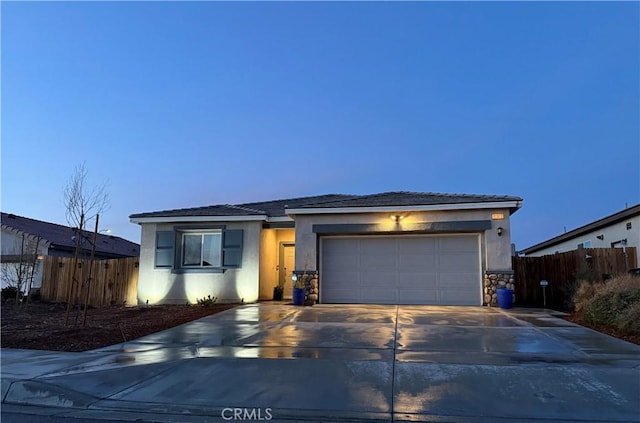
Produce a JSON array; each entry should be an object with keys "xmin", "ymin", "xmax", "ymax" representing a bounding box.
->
[
  {"xmin": 286, "ymin": 201, "xmax": 521, "ymax": 215},
  {"xmin": 266, "ymin": 216, "xmax": 294, "ymax": 222},
  {"xmin": 130, "ymin": 215, "xmax": 267, "ymax": 224}
]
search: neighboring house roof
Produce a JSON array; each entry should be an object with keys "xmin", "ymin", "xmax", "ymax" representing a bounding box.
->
[
  {"xmin": 520, "ymin": 204, "xmax": 640, "ymax": 255},
  {"xmin": 130, "ymin": 192, "xmax": 522, "ymax": 221},
  {"xmin": 1, "ymin": 212, "xmax": 140, "ymax": 257}
]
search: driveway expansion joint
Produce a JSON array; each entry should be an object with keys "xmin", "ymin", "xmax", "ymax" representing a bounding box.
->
[{"xmin": 390, "ymin": 305, "xmax": 399, "ymax": 423}]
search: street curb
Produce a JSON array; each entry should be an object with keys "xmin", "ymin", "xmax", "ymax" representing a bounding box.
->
[{"xmin": 4, "ymin": 379, "xmax": 98, "ymax": 408}]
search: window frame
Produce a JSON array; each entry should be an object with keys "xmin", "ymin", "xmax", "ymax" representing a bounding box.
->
[
  {"xmin": 577, "ymin": 240, "xmax": 592, "ymax": 249},
  {"xmin": 153, "ymin": 225, "xmax": 244, "ymax": 274},
  {"xmin": 179, "ymin": 230, "xmax": 223, "ymax": 269}
]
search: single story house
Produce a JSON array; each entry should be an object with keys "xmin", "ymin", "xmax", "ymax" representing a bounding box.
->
[
  {"xmin": 520, "ymin": 204, "xmax": 639, "ymax": 257},
  {"xmin": 130, "ymin": 191, "xmax": 522, "ymax": 306},
  {"xmin": 1, "ymin": 212, "xmax": 140, "ymax": 290}
]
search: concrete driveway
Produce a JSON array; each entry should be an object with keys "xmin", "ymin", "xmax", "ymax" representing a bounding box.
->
[{"xmin": 2, "ymin": 304, "xmax": 639, "ymax": 422}]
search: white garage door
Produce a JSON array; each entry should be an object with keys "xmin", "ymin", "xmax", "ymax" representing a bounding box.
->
[{"xmin": 320, "ymin": 235, "xmax": 481, "ymax": 305}]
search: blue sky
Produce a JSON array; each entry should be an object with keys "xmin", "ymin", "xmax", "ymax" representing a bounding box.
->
[{"xmin": 2, "ymin": 2, "xmax": 638, "ymax": 249}]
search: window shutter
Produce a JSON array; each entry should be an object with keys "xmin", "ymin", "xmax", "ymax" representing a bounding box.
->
[
  {"xmin": 155, "ymin": 231, "xmax": 175, "ymax": 268},
  {"xmin": 222, "ymin": 229, "xmax": 243, "ymax": 268}
]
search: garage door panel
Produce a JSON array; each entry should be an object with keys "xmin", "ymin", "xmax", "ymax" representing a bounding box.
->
[
  {"xmin": 397, "ymin": 271, "xmax": 437, "ymax": 288},
  {"xmin": 440, "ymin": 271, "xmax": 479, "ymax": 283},
  {"xmin": 321, "ymin": 235, "xmax": 481, "ymax": 305},
  {"xmin": 322, "ymin": 271, "xmax": 360, "ymax": 286},
  {"xmin": 324, "ymin": 238, "xmax": 358, "ymax": 253},
  {"xmin": 399, "ymin": 253, "xmax": 436, "ymax": 267},
  {"xmin": 439, "ymin": 289, "xmax": 479, "ymax": 305},
  {"xmin": 398, "ymin": 237, "xmax": 437, "ymax": 252},
  {"xmin": 361, "ymin": 253, "xmax": 395, "ymax": 267},
  {"xmin": 361, "ymin": 270, "xmax": 395, "ymax": 287},
  {"xmin": 323, "ymin": 254, "xmax": 359, "ymax": 269},
  {"xmin": 439, "ymin": 236, "xmax": 478, "ymax": 252},
  {"xmin": 398, "ymin": 289, "xmax": 439, "ymax": 304},
  {"xmin": 362, "ymin": 289, "xmax": 397, "ymax": 303},
  {"xmin": 360, "ymin": 238, "xmax": 395, "ymax": 252},
  {"xmin": 439, "ymin": 252, "xmax": 479, "ymax": 270},
  {"xmin": 323, "ymin": 289, "xmax": 359, "ymax": 303},
  {"xmin": 440, "ymin": 296, "xmax": 478, "ymax": 306}
]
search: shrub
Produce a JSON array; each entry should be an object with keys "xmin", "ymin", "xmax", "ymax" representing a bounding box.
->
[
  {"xmin": 616, "ymin": 302, "xmax": 640, "ymax": 334},
  {"xmin": 583, "ymin": 292, "xmax": 619, "ymax": 326},
  {"xmin": 195, "ymin": 295, "xmax": 217, "ymax": 306},
  {"xmin": 581, "ymin": 275, "xmax": 640, "ymax": 332},
  {"xmin": 29, "ymin": 288, "xmax": 41, "ymax": 302},
  {"xmin": 573, "ymin": 280, "xmax": 604, "ymax": 313},
  {"xmin": 1, "ymin": 286, "xmax": 21, "ymax": 301}
]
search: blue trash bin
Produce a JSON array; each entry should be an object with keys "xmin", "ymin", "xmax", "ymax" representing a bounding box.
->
[
  {"xmin": 497, "ymin": 288, "xmax": 513, "ymax": 309},
  {"xmin": 292, "ymin": 288, "xmax": 305, "ymax": 306}
]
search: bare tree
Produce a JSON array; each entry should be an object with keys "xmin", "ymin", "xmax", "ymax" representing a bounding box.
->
[
  {"xmin": 63, "ymin": 163, "xmax": 110, "ymax": 324},
  {"xmin": 1, "ymin": 234, "xmax": 42, "ymax": 304},
  {"xmin": 64, "ymin": 162, "xmax": 110, "ymax": 231}
]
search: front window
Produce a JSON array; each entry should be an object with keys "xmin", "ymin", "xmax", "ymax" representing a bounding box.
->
[
  {"xmin": 181, "ymin": 232, "xmax": 222, "ymax": 267},
  {"xmin": 154, "ymin": 227, "xmax": 243, "ymax": 272}
]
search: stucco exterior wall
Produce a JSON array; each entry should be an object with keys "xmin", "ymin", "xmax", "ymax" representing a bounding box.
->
[
  {"xmin": 525, "ymin": 215, "xmax": 639, "ymax": 257},
  {"xmin": 137, "ymin": 221, "xmax": 262, "ymax": 305},
  {"xmin": 292, "ymin": 208, "xmax": 513, "ymax": 272}
]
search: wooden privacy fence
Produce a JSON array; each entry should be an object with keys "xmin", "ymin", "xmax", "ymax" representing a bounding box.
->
[
  {"xmin": 41, "ymin": 256, "xmax": 139, "ymax": 307},
  {"xmin": 513, "ymin": 247, "xmax": 637, "ymax": 309}
]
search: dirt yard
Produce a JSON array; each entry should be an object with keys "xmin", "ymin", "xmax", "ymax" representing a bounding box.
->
[
  {"xmin": 2, "ymin": 302, "xmax": 638, "ymax": 352},
  {"xmin": 1, "ymin": 302, "xmax": 238, "ymax": 352},
  {"xmin": 564, "ymin": 313, "xmax": 640, "ymax": 345}
]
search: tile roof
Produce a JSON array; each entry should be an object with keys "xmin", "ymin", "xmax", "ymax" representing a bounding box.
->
[
  {"xmin": 1, "ymin": 212, "xmax": 139, "ymax": 257},
  {"xmin": 130, "ymin": 192, "xmax": 521, "ymax": 219},
  {"xmin": 289, "ymin": 191, "xmax": 523, "ymax": 209},
  {"xmin": 129, "ymin": 204, "xmax": 266, "ymax": 219},
  {"xmin": 239, "ymin": 194, "xmax": 357, "ymax": 217}
]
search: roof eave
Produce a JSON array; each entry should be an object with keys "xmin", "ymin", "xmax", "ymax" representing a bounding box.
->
[
  {"xmin": 0, "ymin": 225, "xmax": 53, "ymax": 247},
  {"xmin": 130, "ymin": 215, "xmax": 269, "ymax": 224},
  {"xmin": 285, "ymin": 201, "xmax": 522, "ymax": 216}
]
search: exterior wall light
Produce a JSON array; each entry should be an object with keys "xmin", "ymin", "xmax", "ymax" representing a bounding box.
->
[
  {"xmin": 390, "ymin": 215, "xmax": 405, "ymax": 223},
  {"xmin": 497, "ymin": 227, "xmax": 504, "ymax": 236}
]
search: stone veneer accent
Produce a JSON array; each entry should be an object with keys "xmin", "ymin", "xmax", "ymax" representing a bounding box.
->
[
  {"xmin": 484, "ymin": 271, "xmax": 515, "ymax": 306},
  {"xmin": 293, "ymin": 270, "xmax": 319, "ymax": 306}
]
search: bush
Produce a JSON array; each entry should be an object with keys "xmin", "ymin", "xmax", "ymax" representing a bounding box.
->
[
  {"xmin": 579, "ymin": 275, "xmax": 640, "ymax": 334},
  {"xmin": 573, "ymin": 280, "xmax": 604, "ymax": 313},
  {"xmin": 195, "ymin": 295, "xmax": 217, "ymax": 306},
  {"xmin": 1, "ymin": 286, "xmax": 21, "ymax": 301},
  {"xmin": 616, "ymin": 302, "xmax": 640, "ymax": 334},
  {"xmin": 29, "ymin": 288, "xmax": 41, "ymax": 302}
]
